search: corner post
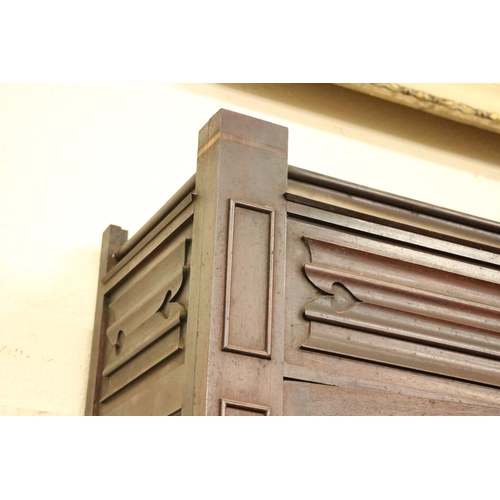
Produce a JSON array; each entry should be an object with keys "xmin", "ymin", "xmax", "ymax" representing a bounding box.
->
[{"xmin": 183, "ymin": 109, "xmax": 288, "ymax": 415}]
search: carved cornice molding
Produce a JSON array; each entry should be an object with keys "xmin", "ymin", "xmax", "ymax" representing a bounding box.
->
[{"xmin": 338, "ymin": 83, "xmax": 500, "ymax": 135}]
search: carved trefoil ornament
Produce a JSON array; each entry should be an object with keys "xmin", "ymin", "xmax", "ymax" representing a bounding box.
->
[
  {"xmin": 301, "ymin": 236, "xmax": 500, "ymax": 387},
  {"xmin": 100, "ymin": 239, "xmax": 190, "ymax": 401},
  {"xmin": 220, "ymin": 398, "xmax": 271, "ymax": 416}
]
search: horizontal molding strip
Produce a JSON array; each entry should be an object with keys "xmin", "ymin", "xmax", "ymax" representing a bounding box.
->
[
  {"xmin": 303, "ymin": 322, "xmax": 500, "ymax": 388},
  {"xmin": 304, "ymin": 290, "xmax": 500, "ymax": 361},
  {"xmin": 304, "ymin": 263, "xmax": 500, "ymax": 336},
  {"xmin": 103, "ymin": 204, "xmax": 193, "ymax": 292},
  {"xmin": 287, "ymin": 166, "xmax": 500, "ymax": 242},
  {"xmin": 287, "ymin": 196, "xmax": 500, "ymax": 268}
]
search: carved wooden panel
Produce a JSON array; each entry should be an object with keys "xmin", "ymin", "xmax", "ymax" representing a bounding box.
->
[
  {"xmin": 99, "ymin": 238, "xmax": 190, "ymax": 404},
  {"xmin": 301, "ymin": 234, "xmax": 500, "ymax": 387},
  {"xmin": 284, "ymin": 190, "xmax": 500, "ymax": 413}
]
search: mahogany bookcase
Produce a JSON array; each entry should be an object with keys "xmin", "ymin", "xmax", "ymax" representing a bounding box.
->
[{"xmin": 86, "ymin": 109, "xmax": 500, "ymax": 415}]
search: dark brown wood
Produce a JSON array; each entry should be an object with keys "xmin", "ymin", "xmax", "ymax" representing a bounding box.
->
[
  {"xmin": 182, "ymin": 109, "xmax": 288, "ymax": 415},
  {"xmin": 86, "ymin": 108, "xmax": 500, "ymax": 415}
]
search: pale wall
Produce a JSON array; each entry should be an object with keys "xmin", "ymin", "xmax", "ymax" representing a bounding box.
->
[{"xmin": 1, "ymin": 83, "xmax": 499, "ymax": 415}]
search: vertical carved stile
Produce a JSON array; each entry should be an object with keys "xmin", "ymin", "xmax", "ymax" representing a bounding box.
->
[{"xmin": 183, "ymin": 109, "xmax": 288, "ymax": 415}]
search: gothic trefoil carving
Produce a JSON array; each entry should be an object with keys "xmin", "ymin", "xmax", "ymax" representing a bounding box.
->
[
  {"xmin": 103, "ymin": 239, "xmax": 190, "ymax": 378},
  {"xmin": 301, "ymin": 236, "xmax": 500, "ymax": 387}
]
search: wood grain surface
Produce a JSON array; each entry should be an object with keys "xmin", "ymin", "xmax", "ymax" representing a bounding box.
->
[{"xmin": 284, "ymin": 380, "xmax": 500, "ymax": 416}]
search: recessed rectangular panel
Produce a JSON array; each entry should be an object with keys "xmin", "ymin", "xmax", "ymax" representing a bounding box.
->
[
  {"xmin": 221, "ymin": 398, "xmax": 271, "ymax": 416},
  {"xmin": 223, "ymin": 200, "xmax": 274, "ymax": 358},
  {"xmin": 304, "ymin": 322, "xmax": 500, "ymax": 387}
]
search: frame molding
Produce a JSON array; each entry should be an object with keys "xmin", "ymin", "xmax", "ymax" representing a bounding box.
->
[{"xmin": 338, "ymin": 83, "xmax": 500, "ymax": 135}]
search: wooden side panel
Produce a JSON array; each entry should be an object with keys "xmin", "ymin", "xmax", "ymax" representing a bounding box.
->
[
  {"xmin": 221, "ymin": 399, "xmax": 271, "ymax": 416},
  {"xmin": 100, "ymin": 239, "xmax": 188, "ymax": 400},
  {"xmin": 93, "ymin": 218, "xmax": 193, "ymax": 415},
  {"xmin": 284, "ymin": 380, "xmax": 500, "ymax": 416},
  {"xmin": 284, "ymin": 209, "xmax": 500, "ymax": 412}
]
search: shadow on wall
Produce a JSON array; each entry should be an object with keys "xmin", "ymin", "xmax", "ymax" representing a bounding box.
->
[{"xmin": 220, "ymin": 83, "xmax": 500, "ymax": 176}]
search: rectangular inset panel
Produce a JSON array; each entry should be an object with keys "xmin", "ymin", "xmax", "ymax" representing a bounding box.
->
[
  {"xmin": 223, "ymin": 199, "xmax": 275, "ymax": 359},
  {"xmin": 221, "ymin": 398, "xmax": 271, "ymax": 416},
  {"xmin": 100, "ymin": 362, "xmax": 185, "ymax": 416}
]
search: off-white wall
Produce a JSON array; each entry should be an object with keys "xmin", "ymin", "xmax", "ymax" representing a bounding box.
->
[{"xmin": 1, "ymin": 83, "xmax": 499, "ymax": 415}]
